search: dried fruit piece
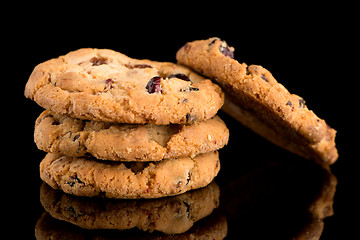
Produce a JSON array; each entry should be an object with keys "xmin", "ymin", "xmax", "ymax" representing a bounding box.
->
[
  {"xmin": 186, "ymin": 113, "xmax": 197, "ymax": 123},
  {"xmin": 90, "ymin": 56, "xmax": 107, "ymax": 66},
  {"xmin": 125, "ymin": 64, "xmax": 153, "ymax": 69},
  {"xmin": 299, "ymin": 98, "xmax": 306, "ymax": 108},
  {"xmin": 146, "ymin": 76, "xmax": 162, "ymax": 94},
  {"xmin": 105, "ymin": 78, "xmax": 114, "ymax": 85},
  {"xmin": 208, "ymin": 38, "xmax": 234, "ymax": 58},
  {"xmin": 286, "ymin": 100, "xmax": 295, "ymax": 111},
  {"xmin": 219, "ymin": 41, "xmax": 234, "ymax": 58},
  {"xmin": 66, "ymin": 174, "xmax": 85, "ymax": 187},
  {"xmin": 209, "ymin": 38, "xmax": 221, "ymax": 46},
  {"xmin": 261, "ymin": 74, "xmax": 269, "ymax": 82},
  {"xmin": 51, "ymin": 120, "xmax": 60, "ymax": 125},
  {"xmin": 73, "ymin": 134, "xmax": 80, "ymax": 141},
  {"xmin": 168, "ymin": 73, "xmax": 192, "ymax": 82},
  {"xmin": 104, "ymin": 78, "xmax": 114, "ymax": 91},
  {"xmin": 182, "ymin": 43, "xmax": 190, "ymax": 51}
]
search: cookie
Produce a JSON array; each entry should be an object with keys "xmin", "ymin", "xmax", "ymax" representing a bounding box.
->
[
  {"xmin": 34, "ymin": 110, "xmax": 229, "ymax": 161},
  {"xmin": 25, "ymin": 48, "xmax": 224, "ymax": 124},
  {"xmin": 40, "ymin": 151, "xmax": 220, "ymax": 199},
  {"xmin": 40, "ymin": 181, "xmax": 220, "ymax": 234},
  {"xmin": 176, "ymin": 37, "xmax": 338, "ymax": 165}
]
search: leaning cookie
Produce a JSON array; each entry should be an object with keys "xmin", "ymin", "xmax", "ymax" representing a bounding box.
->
[
  {"xmin": 25, "ymin": 48, "xmax": 224, "ymax": 124},
  {"xmin": 40, "ymin": 151, "xmax": 220, "ymax": 199},
  {"xmin": 34, "ymin": 110, "xmax": 229, "ymax": 161},
  {"xmin": 176, "ymin": 38, "xmax": 338, "ymax": 165}
]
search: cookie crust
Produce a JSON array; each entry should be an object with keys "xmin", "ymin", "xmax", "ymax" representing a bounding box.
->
[
  {"xmin": 176, "ymin": 38, "xmax": 338, "ymax": 164},
  {"xmin": 34, "ymin": 110, "xmax": 229, "ymax": 161},
  {"xmin": 40, "ymin": 151, "xmax": 220, "ymax": 199},
  {"xmin": 25, "ymin": 48, "xmax": 224, "ymax": 124}
]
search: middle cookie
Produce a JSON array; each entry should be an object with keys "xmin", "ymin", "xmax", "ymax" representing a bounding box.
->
[{"xmin": 35, "ymin": 110, "xmax": 229, "ymax": 162}]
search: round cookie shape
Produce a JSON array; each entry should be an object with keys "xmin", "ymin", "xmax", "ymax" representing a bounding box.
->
[
  {"xmin": 40, "ymin": 151, "xmax": 220, "ymax": 199},
  {"xmin": 34, "ymin": 110, "xmax": 229, "ymax": 161},
  {"xmin": 25, "ymin": 48, "xmax": 224, "ymax": 124},
  {"xmin": 176, "ymin": 37, "xmax": 338, "ymax": 165}
]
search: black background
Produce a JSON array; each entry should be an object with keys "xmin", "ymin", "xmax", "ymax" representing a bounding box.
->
[{"xmin": 7, "ymin": 3, "xmax": 356, "ymax": 239}]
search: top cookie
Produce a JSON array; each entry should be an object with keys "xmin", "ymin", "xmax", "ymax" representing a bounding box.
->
[
  {"xmin": 176, "ymin": 37, "xmax": 338, "ymax": 165},
  {"xmin": 25, "ymin": 48, "xmax": 224, "ymax": 124}
]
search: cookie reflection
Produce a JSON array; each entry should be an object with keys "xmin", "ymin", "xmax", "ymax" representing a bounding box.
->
[
  {"xmin": 221, "ymin": 158, "xmax": 337, "ymax": 239},
  {"xmin": 36, "ymin": 211, "xmax": 227, "ymax": 240},
  {"xmin": 38, "ymin": 181, "xmax": 226, "ymax": 237}
]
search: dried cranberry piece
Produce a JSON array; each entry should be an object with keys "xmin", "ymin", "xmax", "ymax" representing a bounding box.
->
[
  {"xmin": 125, "ymin": 64, "xmax": 153, "ymax": 69},
  {"xmin": 73, "ymin": 134, "xmax": 80, "ymax": 141},
  {"xmin": 261, "ymin": 74, "xmax": 269, "ymax": 82},
  {"xmin": 105, "ymin": 78, "xmax": 114, "ymax": 85},
  {"xmin": 209, "ymin": 37, "xmax": 221, "ymax": 46},
  {"xmin": 90, "ymin": 56, "xmax": 107, "ymax": 66},
  {"xmin": 286, "ymin": 100, "xmax": 295, "ymax": 111},
  {"xmin": 66, "ymin": 174, "xmax": 85, "ymax": 187},
  {"xmin": 186, "ymin": 113, "xmax": 197, "ymax": 123},
  {"xmin": 146, "ymin": 76, "xmax": 162, "ymax": 94},
  {"xmin": 134, "ymin": 64, "xmax": 152, "ymax": 69},
  {"xmin": 51, "ymin": 120, "xmax": 60, "ymax": 125},
  {"xmin": 104, "ymin": 78, "xmax": 114, "ymax": 91},
  {"xmin": 298, "ymin": 98, "xmax": 306, "ymax": 108},
  {"xmin": 219, "ymin": 42, "xmax": 234, "ymax": 58},
  {"xmin": 168, "ymin": 73, "xmax": 192, "ymax": 82},
  {"xmin": 184, "ymin": 43, "xmax": 190, "ymax": 51}
]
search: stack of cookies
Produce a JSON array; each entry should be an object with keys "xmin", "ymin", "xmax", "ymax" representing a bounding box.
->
[{"xmin": 25, "ymin": 48, "xmax": 229, "ymax": 199}]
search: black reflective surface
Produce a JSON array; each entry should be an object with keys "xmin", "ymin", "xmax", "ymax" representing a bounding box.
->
[
  {"xmin": 12, "ymin": 13, "xmax": 354, "ymax": 238},
  {"xmin": 32, "ymin": 150, "xmax": 336, "ymax": 239}
]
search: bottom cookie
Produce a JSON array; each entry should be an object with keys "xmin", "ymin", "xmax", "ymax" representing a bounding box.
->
[{"xmin": 40, "ymin": 151, "xmax": 220, "ymax": 199}]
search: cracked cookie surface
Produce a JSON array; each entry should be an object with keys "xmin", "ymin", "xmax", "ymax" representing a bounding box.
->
[
  {"xmin": 40, "ymin": 151, "xmax": 220, "ymax": 199},
  {"xmin": 176, "ymin": 37, "xmax": 338, "ymax": 164},
  {"xmin": 25, "ymin": 48, "xmax": 224, "ymax": 124},
  {"xmin": 35, "ymin": 110, "xmax": 229, "ymax": 161}
]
